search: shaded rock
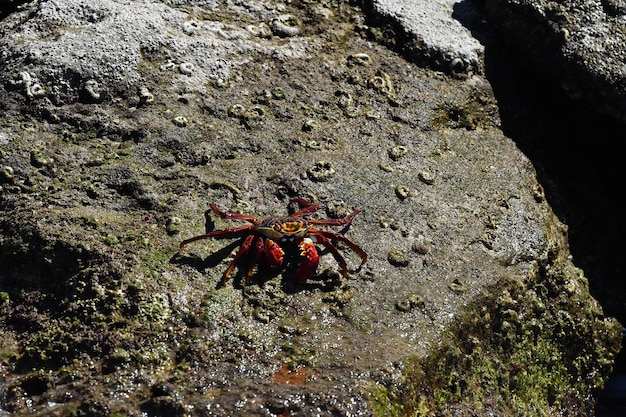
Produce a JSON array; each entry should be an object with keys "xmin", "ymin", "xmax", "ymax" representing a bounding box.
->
[
  {"xmin": 484, "ymin": 0, "xmax": 626, "ymax": 122},
  {"xmin": 0, "ymin": 0, "xmax": 28, "ymax": 20}
]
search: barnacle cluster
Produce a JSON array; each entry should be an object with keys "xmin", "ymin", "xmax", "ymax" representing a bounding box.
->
[
  {"xmin": 368, "ymin": 70, "xmax": 394, "ymax": 96},
  {"xmin": 395, "ymin": 293, "xmax": 426, "ymax": 312},
  {"xmin": 227, "ymin": 104, "xmax": 267, "ymax": 128}
]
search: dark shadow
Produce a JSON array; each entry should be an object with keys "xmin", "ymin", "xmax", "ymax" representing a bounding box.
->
[
  {"xmin": 0, "ymin": 1, "xmax": 29, "ymax": 22},
  {"xmin": 171, "ymin": 239, "xmax": 242, "ymax": 271},
  {"xmin": 490, "ymin": 60, "xmax": 626, "ymax": 408},
  {"xmin": 170, "ymin": 239, "xmax": 244, "ymax": 289},
  {"xmin": 451, "ymin": 0, "xmax": 494, "ymax": 47},
  {"xmin": 480, "ymin": 9, "xmax": 626, "ymax": 325},
  {"xmin": 451, "ymin": 0, "xmax": 626, "ymax": 326},
  {"xmin": 171, "ymin": 238, "xmax": 304, "ymax": 290}
]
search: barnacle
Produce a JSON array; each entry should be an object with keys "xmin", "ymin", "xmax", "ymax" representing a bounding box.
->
[
  {"xmin": 243, "ymin": 106, "xmax": 266, "ymax": 128},
  {"xmin": 388, "ymin": 249, "xmax": 409, "ymax": 267},
  {"xmin": 82, "ymin": 79, "xmax": 102, "ymax": 102},
  {"xmin": 139, "ymin": 86, "xmax": 154, "ymax": 104},
  {"xmin": 394, "ymin": 185, "xmax": 411, "ymax": 201},
  {"xmin": 271, "ymin": 14, "xmax": 301, "ymax": 37},
  {"xmin": 448, "ymin": 279, "xmax": 468, "ymax": 293},
  {"xmin": 28, "ymin": 83, "xmax": 46, "ymax": 98},
  {"xmin": 271, "ymin": 87, "xmax": 286, "ymax": 100},
  {"xmin": 302, "ymin": 119, "xmax": 317, "ymax": 132},
  {"xmin": 418, "ymin": 171, "xmax": 435, "ymax": 185},
  {"xmin": 335, "ymin": 90, "xmax": 353, "ymax": 109},
  {"xmin": 246, "ymin": 22, "xmax": 272, "ymax": 38},
  {"xmin": 388, "ymin": 145, "xmax": 408, "ymax": 161},
  {"xmin": 0, "ymin": 166, "xmax": 16, "ymax": 185},
  {"xmin": 165, "ymin": 217, "xmax": 182, "ymax": 236},
  {"xmin": 172, "ymin": 116, "xmax": 188, "ymax": 127},
  {"xmin": 182, "ymin": 20, "xmax": 201, "ymax": 35},
  {"xmin": 160, "ymin": 61, "xmax": 177, "ymax": 71},
  {"xmin": 179, "ymin": 62, "xmax": 194, "ymax": 76},
  {"xmin": 378, "ymin": 163, "xmax": 393, "ymax": 173},
  {"xmin": 347, "ymin": 53, "xmax": 371, "ymax": 67},
  {"xmin": 307, "ymin": 161, "xmax": 335, "ymax": 182},
  {"xmin": 16, "ymin": 71, "xmax": 46, "ymax": 99}
]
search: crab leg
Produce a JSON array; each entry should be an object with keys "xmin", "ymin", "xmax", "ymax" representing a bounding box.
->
[
  {"xmin": 243, "ymin": 237, "xmax": 266, "ymax": 285},
  {"xmin": 220, "ymin": 235, "xmax": 257, "ymax": 286},
  {"xmin": 305, "ymin": 209, "xmax": 361, "ymax": 227},
  {"xmin": 309, "ymin": 229, "xmax": 368, "ymax": 267},
  {"xmin": 208, "ymin": 203, "xmax": 259, "ymax": 222},
  {"xmin": 289, "ymin": 197, "xmax": 322, "ymax": 217},
  {"xmin": 308, "ymin": 234, "xmax": 349, "ymax": 278},
  {"xmin": 179, "ymin": 224, "xmax": 254, "ymax": 251}
]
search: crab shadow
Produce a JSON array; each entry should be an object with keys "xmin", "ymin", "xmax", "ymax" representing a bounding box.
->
[
  {"xmin": 170, "ymin": 238, "xmax": 242, "ymax": 282},
  {"xmin": 169, "ymin": 238, "xmax": 300, "ymax": 291},
  {"xmin": 170, "ymin": 239, "xmax": 356, "ymax": 293}
]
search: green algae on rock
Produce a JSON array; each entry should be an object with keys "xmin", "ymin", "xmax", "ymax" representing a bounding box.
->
[{"xmin": 371, "ymin": 233, "xmax": 622, "ymax": 416}]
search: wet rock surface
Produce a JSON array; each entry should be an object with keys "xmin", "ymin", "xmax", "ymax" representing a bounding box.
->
[{"xmin": 0, "ymin": 0, "xmax": 621, "ymax": 416}]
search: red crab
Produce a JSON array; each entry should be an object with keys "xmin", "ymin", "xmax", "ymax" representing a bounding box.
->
[{"xmin": 179, "ymin": 198, "xmax": 368, "ymax": 286}]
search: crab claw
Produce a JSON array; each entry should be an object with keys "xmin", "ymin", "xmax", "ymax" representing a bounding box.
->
[
  {"xmin": 296, "ymin": 238, "xmax": 319, "ymax": 283},
  {"xmin": 264, "ymin": 239, "xmax": 284, "ymax": 268}
]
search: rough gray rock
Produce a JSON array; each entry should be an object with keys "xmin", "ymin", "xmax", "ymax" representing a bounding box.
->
[
  {"xmin": 0, "ymin": 0, "xmax": 620, "ymax": 416},
  {"xmin": 0, "ymin": 0, "xmax": 312, "ymax": 105},
  {"xmin": 483, "ymin": 0, "xmax": 626, "ymax": 122},
  {"xmin": 364, "ymin": 0, "xmax": 485, "ymax": 75}
]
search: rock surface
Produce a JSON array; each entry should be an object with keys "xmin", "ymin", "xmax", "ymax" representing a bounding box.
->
[
  {"xmin": 484, "ymin": 0, "xmax": 626, "ymax": 122},
  {"xmin": 364, "ymin": 0, "xmax": 485, "ymax": 75},
  {"xmin": 0, "ymin": 0, "xmax": 621, "ymax": 416}
]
